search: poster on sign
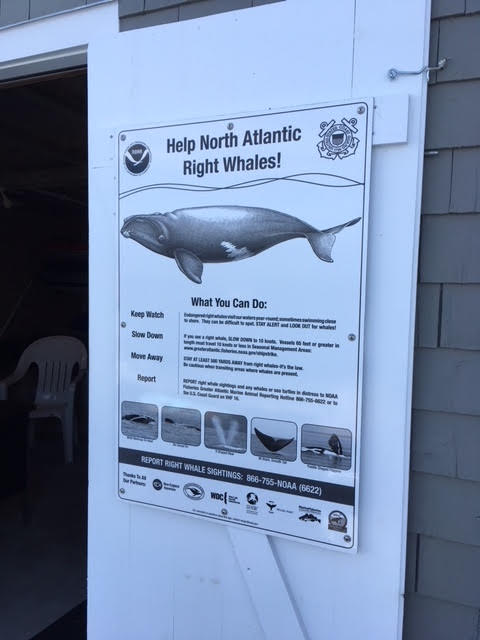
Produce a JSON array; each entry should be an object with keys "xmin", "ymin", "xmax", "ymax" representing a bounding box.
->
[{"xmin": 117, "ymin": 100, "xmax": 372, "ymax": 550}]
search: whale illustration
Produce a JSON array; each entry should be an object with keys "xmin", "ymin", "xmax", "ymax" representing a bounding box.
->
[{"xmin": 121, "ymin": 205, "xmax": 361, "ymax": 284}]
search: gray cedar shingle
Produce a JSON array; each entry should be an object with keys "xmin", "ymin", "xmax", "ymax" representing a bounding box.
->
[
  {"xmin": 438, "ymin": 15, "xmax": 480, "ymax": 82},
  {"xmin": 408, "ymin": 473, "xmax": 480, "ymax": 546},
  {"xmin": 419, "ymin": 215, "xmax": 480, "ymax": 283},
  {"xmin": 415, "ymin": 284, "xmax": 440, "ymax": 348},
  {"xmin": 466, "ymin": 0, "xmax": 480, "ymax": 12},
  {"xmin": 431, "ymin": 0, "xmax": 466, "ymax": 19},
  {"xmin": 411, "ymin": 410, "xmax": 480, "ymax": 481},
  {"xmin": 119, "ymin": 7, "xmax": 179, "ymax": 30},
  {"xmin": 403, "ymin": 594, "xmax": 479, "ymax": 640},
  {"xmin": 179, "ymin": 0, "xmax": 253, "ymax": 20},
  {"xmin": 441, "ymin": 285, "xmax": 480, "ymax": 349},
  {"xmin": 29, "ymin": 0, "xmax": 85, "ymax": 19},
  {"xmin": 118, "ymin": 0, "xmax": 144, "ymax": 18},
  {"xmin": 119, "ymin": 0, "xmax": 282, "ymax": 27},
  {"xmin": 425, "ymin": 81, "xmax": 480, "ymax": 149},
  {"xmin": 0, "ymin": 0, "xmax": 29, "ymax": 26},
  {"xmin": 410, "ymin": 410, "xmax": 456, "ymax": 478},
  {"xmin": 421, "ymin": 150, "xmax": 452, "ymax": 214},
  {"xmin": 413, "ymin": 348, "xmax": 480, "ymax": 415},
  {"xmin": 456, "ymin": 418, "xmax": 480, "ymax": 482},
  {"xmin": 450, "ymin": 148, "xmax": 480, "ymax": 213},
  {"xmin": 405, "ymin": 534, "xmax": 418, "ymax": 593},
  {"xmin": 417, "ymin": 537, "xmax": 480, "ymax": 607},
  {"xmin": 145, "ymin": 0, "xmax": 184, "ymax": 10},
  {"xmin": 428, "ymin": 20, "xmax": 440, "ymax": 85}
]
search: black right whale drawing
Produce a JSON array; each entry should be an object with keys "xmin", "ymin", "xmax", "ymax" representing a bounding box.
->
[{"xmin": 121, "ymin": 205, "xmax": 361, "ymax": 284}]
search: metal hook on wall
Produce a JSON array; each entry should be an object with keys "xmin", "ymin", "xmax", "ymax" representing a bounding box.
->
[{"xmin": 387, "ymin": 57, "xmax": 448, "ymax": 81}]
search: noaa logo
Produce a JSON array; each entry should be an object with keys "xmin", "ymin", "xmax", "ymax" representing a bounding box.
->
[
  {"xmin": 183, "ymin": 483, "xmax": 205, "ymax": 500},
  {"xmin": 317, "ymin": 118, "xmax": 359, "ymax": 160},
  {"xmin": 124, "ymin": 141, "xmax": 151, "ymax": 175}
]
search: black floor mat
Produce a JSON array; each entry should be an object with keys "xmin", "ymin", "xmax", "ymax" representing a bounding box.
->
[{"xmin": 32, "ymin": 601, "xmax": 86, "ymax": 639}]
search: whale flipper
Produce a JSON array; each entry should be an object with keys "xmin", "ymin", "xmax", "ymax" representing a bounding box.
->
[
  {"xmin": 328, "ymin": 434, "xmax": 343, "ymax": 455},
  {"xmin": 174, "ymin": 248, "xmax": 203, "ymax": 283},
  {"xmin": 306, "ymin": 217, "xmax": 361, "ymax": 263},
  {"xmin": 254, "ymin": 428, "xmax": 294, "ymax": 452}
]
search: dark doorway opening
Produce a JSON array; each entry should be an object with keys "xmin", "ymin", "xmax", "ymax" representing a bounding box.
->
[{"xmin": 0, "ymin": 68, "xmax": 88, "ymax": 639}]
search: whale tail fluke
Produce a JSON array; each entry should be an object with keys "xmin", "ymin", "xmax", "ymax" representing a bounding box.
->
[
  {"xmin": 323, "ymin": 216, "xmax": 362, "ymax": 236},
  {"xmin": 307, "ymin": 217, "xmax": 361, "ymax": 263},
  {"xmin": 306, "ymin": 231, "xmax": 335, "ymax": 262}
]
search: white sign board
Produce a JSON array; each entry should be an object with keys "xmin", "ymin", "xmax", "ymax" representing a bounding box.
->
[{"xmin": 117, "ymin": 100, "xmax": 372, "ymax": 549}]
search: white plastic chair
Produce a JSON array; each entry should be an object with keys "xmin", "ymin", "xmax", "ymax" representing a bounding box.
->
[{"xmin": 0, "ymin": 336, "xmax": 87, "ymax": 463}]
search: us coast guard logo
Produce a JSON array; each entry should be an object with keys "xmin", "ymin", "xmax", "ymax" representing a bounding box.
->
[{"xmin": 317, "ymin": 118, "xmax": 359, "ymax": 160}]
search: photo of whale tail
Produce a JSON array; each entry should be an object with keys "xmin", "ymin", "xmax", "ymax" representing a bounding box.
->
[
  {"xmin": 254, "ymin": 427, "xmax": 294, "ymax": 453},
  {"xmin": 307, "ymin": 216, "xmax": 361, "ymax": 263}
]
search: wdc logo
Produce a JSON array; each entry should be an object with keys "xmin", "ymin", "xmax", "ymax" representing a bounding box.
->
[{"xmin": 211, "ymin": 491, "xmax": 227, "ymax": 504}]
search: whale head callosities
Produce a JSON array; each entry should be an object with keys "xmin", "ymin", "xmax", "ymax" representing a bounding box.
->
[{"xmin": 121, "ymin": 213, "xmax": 170, "ymax": 256}]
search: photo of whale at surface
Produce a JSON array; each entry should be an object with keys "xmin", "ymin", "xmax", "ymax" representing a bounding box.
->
[
  {"xmin": 121, "ymin": 400, "xmax": 158, "ymax": 441},
  {"xmin": 301, "ymin": 424, "xmax": 352, "ymax": 470},
  {"xmin": 120, "ymin": 205, "xmax": 361, "ymax": 283},
  {"xmin": 161, "ymin": 406, "xmax": 201, "ymax": 446}
]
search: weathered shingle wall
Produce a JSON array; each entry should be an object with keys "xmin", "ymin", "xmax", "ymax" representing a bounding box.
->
[
  {"xmin": 0, "ymin": 0, "xmax": 106, "ymax": 27},
  {"xmin": 118, "ymin": 0, "xmax": 283, "ymax": 31},
  {"xmin": 405, "ymin": 2, "xmax": 480, "ymax": 638}
]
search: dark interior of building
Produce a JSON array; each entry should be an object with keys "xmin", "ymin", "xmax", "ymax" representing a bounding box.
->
[{"xmin": 0, "ymin": 68, "xmax": 88, "ymax": 639}]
